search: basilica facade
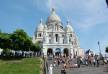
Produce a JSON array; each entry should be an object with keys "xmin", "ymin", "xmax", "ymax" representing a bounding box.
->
[{"xmin": 32, "ymin": 8, "xmax": 84, "ymax": 58}]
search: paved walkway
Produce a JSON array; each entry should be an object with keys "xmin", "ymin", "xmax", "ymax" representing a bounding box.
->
[
  {"xmin": 47, "ymin": 58, "xmax": 108, "ymax": 74},
  {"xmin": 53, "ymin": 65, "xmax": 108, "ymax": 74}
]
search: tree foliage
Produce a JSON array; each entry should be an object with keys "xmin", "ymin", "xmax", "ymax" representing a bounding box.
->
[
  {"xmin": 10, "ymin": 29, "xmax": 32, "ymax": 51},
  {"xmin": 30, "ymin": 42, "xmax": 41, "ymax": 52},
  {"xmin": 0, "ymin": 29, "xmax": 41, "ymax": 52},
  {"xmin": 0, "ymin": 32, "xmax": 11, "ymax": 49}
]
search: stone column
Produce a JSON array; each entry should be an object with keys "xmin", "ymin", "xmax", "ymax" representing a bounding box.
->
[
  {"xmin": 70, "ymin": 47, "xmax": 74, "ymax": 58},
  {"xmin": 59, "ymin": 34, "xmax": 62, "ymax": 44},
  {"xmin": 67, "ymin": 34, "xmax": 69, "ymax": 44},
  {"xmin": 43, "ymin": 48, "xmax": 47, "ymax": 56},
  {"xmin": 60, "ymin": 34, "xmax": 63, "ymax": 44},
  {"xmin": 46, "ymin": 36, "xmax": 49, "ymax": 44}
]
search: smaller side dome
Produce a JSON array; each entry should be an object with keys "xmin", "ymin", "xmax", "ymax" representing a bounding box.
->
[
  {"xmin": 37, "ymin": 19, "xmax": 44, "ymax": 32},
  {"xmin": 44, "ymin": 24, "xmax": 47, "ymax": 29},
  {"xmin": 65, "ymin": 20, "xmax": 74, "ymax": 32}
]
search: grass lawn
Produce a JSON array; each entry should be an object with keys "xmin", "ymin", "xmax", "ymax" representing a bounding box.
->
[{"xmin": 0, "ymin": 57, "xmax": 42, "ymax": 74}]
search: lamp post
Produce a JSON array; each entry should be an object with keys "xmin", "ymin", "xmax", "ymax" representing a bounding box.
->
[
  {"xmin": 98, "ymin": 41, "xmax": 101, "ymax": 54},
  {"xmin": 98, "ymin": 41, "xmax": 102, "ymax": 59}
]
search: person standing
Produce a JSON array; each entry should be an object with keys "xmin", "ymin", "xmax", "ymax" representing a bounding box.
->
[
  {"xmin": 77, "ymin": 56, "xmax": 81, "ymax": 68},
  {"xmin": 96, "ymin": 55, "xmax": 100, "ymax": 67},
  {"xmin": 93, "ymin": 57, "xmax": 96, "ymax": 67},
  {"xmin": 49, "ymin": 64, "xmax": 53, "ymax": 74}
]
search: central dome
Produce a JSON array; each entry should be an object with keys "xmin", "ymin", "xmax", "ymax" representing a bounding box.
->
[{"xmin": 47, "ymin": 8, "xmax": 61, "ymax": 23}]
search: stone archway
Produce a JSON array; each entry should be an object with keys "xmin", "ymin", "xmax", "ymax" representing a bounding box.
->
[
  {"xmin": 63, "ymin": 48, "xmax": 69, "ymax": 57},
  {"xmin": 55, "ymin": 48, "xmax": 61, "ymax": 56},
  {"xmin": 47, "ymin": 48, "xmax": 53, "ymax": 56}
]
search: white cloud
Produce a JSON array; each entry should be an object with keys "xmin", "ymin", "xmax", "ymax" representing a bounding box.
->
[
  {"xmin": 76, "ymin": 14, "xmax": 108, "ymax": 30},
  {"xmin": 45, "ymin": 0, "xmax": 108, "ymax": 30}
]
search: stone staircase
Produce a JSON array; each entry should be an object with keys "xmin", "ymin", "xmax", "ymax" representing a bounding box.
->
[{"xmin": 46, "ymin": 58, "xmax": 108, "ymax": 74}]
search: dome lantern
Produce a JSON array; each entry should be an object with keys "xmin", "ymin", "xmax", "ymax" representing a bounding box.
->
[{"xmin": 51, "ymin": 8, "xmax": 56, "ymax": 14}]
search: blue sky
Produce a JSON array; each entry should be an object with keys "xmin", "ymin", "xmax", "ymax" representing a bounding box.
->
[{"xmin": 0, "ymin": 0, "xmax": 108, "ymax": 54}]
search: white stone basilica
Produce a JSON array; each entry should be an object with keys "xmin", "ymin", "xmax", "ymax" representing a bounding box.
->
[{"xmin": 32, "ymin": 8, "xmax": 84, "ymax": 58}]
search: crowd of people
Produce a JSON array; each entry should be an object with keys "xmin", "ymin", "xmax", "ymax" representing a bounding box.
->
[
  {"xmin": 0, "ymin": 49, "xmax": 41, "ymax": 58},
  {"xmin": 47, "ymin": 53, "xmax": 108, "ymax": 74}
]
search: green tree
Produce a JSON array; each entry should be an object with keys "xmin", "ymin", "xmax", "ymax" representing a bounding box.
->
[
  {"xmin": 0, "ymin": 29, "xmax": 39, "ymax": 53},
  {"xmin": 106, "ymin": 47, "xmax": 108, "ymax": 53},
  {"xmin": 0, "ymin": 32, "xmax": 11, "ymax": 49},
  {"xmin": 0, "ymin": 32, "xmax": 12, "ymax": 56},
  {"xmin": 30, "ymin": 44, "xmax": 37, "ymax": 51},
  {"xmin": 30, "ymin": 42, "xmax": 41, "ymax": 52},
  {"xmin": 3, "ymin": 48, "xmax": 11, "ymax": 56},
  {"xmin": 10, "ymin": 29, "xmax": 32, "ymax": 51},
  {"xmin": 0, "ymin": 29, "xmax": 1, "ymax": 33},
  {"xmin": 23, "ymin": 39, "xmax": 32, "ymax": 51},
  {"xmin": 0, "ymin": 29, "xmax": 36, "ymax": 57},
  {"xmin": 35, "ymin": 42, "xmax": 41, "ymax": 52}
]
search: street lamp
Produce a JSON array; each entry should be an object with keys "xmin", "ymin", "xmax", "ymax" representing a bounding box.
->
[
  {"xmin": 98, "ymin": 41, "xmax": 101, "ymax": 54},
  {"xmin": 98, "ymin": 41, "xmax": 102, "ymax": 59}
]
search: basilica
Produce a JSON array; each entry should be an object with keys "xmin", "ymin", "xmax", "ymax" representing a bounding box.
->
[{"xmin": 32, "ymin": 8, "xmax": 84, "ymax": 58}]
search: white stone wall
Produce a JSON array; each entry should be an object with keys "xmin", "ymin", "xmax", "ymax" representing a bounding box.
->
[{"xmin": 33, "ymin": 9, "xmax": 84, "ymax": 57}]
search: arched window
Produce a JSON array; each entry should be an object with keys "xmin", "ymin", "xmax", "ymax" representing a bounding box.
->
[
  {"xmin": 63, "ymin": 39, "xmax": 65, "ymax": 44},
  {"xmin": 69, "ymin": 38, "xmax": 71, "ymax": 43},
  {"xmin": 70, "ymin": 34, "xmax": 72, "ymax": 37},
  {"xmin": 63, "ymin": 48, "xmax": 69, "ymax": 56},
  {"xmin": 62, "ymin": 34, "xmax": 65, "ymax": 44},
  {"xmin": 38, "ymin": 33, "xmax": 41, "ymax": 37},
  {"xmin": 55, "ymin": 48, "xmax": 61, "ymax": 56},
  {"xmin": 47, "ymin": 48, "xmax": 53, "ymax": 56},
  {"xmin": 76, "ymin": 51, "xmax": 78, "ymax": 56},
  {"xmin": 55, "ymin": 24, "xmax": 57, "ymax": 30},
  {"xmin": 55, "ymin": 34, "xmax": 58, "ymax": 42}
]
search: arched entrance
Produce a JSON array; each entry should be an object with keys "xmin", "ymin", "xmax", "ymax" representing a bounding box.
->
[
  {"xmin": 55, "ymin": 48, "xmax": 61, "ymax": 56},
  {"xmin": 63, "ymin": 48, "xmax": 69, "ymax": 56},
  {"xmin": 47, "ymin": 48, "xmax": 53, "ymax": 56}
]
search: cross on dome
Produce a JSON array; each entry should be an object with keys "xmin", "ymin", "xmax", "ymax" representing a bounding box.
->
[
  {"xmin": 40, "ymin": 18, "xmax": 43, "ymax": 23},
  {"xmin": 51, "ymin": 8, "xmax": 55, "ymax": 14},
  {"xmin": 67, "ymin": 19, "xmax": 70, "ymax": 25}
]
